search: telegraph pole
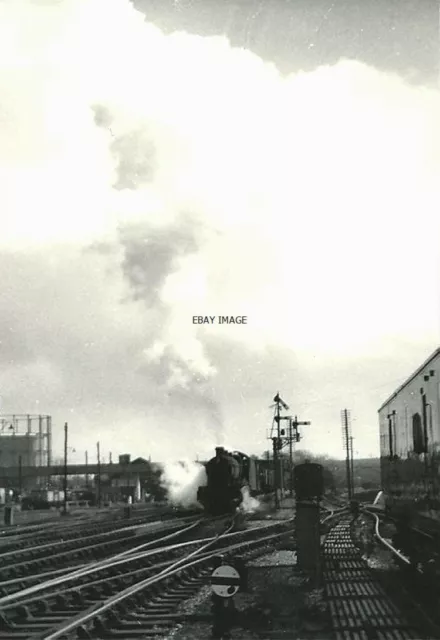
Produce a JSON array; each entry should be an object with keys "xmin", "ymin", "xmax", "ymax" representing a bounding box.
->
[
  {"xmin": 289, "ymin": 419, "xmax": 294, "ymax": 497},
  {"xmin": 349, "ymin": 436, "xmax": 355, "ymax": 493},
  {"xmin": 96, "ymin": 441, "xmax": 101, "ymax": 508},
  {"xmin": 63, "ymin": 422, "xmax": 68, "ymax": 515},
  {"xmin": 18, "ymin": 455, "xmax": 22, "ymax": 496},
  {"xmin": 85, "ymin": 450, "xmax": 89, "ymax": 488},
  {"xmin": 341, "ymin": 409, "xmax": 353, "ymax": 501}
]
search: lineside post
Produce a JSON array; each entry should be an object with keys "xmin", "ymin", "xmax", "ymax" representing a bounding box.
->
[
  {"xmin": 289, "ymin": 418, "xmax": 294, "ymax": 497},
  {"xmin": 294, "ymin": 462, "xmax": 323, "ymax": 586},
  {"xmin": 295, "ymin": 500, "xmax": 321, "ymax": 584},
  {"xmin": 341, "ymin": 409, "xmax": 353, "ymax": 501},
  {"xmin": 96, "ymin": 441, "xmax": 101, "ymax": 508},
  {"xmin": 63, "ymin": 422, "xmax": 68, "ymax": 516},
  {"xmin": 18, "ymin": 455, "xmax": 22, "ymax": 497},
  {"xmin": 210, "ymin": 555, "xmax": 239, "ymax": 639},
  {"xmin": 85, "ymin": 450, "xmax": 89, "ymax": 489},
  {"xmin": 272, "ymin": 436, "xmax": 280, "ymax": 509}
]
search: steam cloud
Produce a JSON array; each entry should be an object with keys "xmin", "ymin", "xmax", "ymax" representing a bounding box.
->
[
  {"xmin": 160, "ymin": 460, "xmax": 207, "ymax": 508},
  {"xmin": 240, "ymin": 485, "xmax": 260, "ymax": 514},
  {"xmin": 0, "ymin": 0, "xmax": 438, "ymax": 458}
]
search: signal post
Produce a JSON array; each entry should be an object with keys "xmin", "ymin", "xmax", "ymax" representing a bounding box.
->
[{"xmin": 269, "ymin": 393, "xmax": 310, "ymax": 508}]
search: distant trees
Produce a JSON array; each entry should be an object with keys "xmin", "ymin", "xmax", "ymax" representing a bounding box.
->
[{"xmin": 258, "ymin": 449, "xmax": 381, "ymax": 491}]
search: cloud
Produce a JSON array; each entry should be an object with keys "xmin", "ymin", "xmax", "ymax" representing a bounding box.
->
[{"xmin": 0, "ymin": 0, "xmax": 438, "ymax": 460}]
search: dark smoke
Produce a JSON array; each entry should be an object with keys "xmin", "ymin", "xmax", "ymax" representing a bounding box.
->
[
  {"xmin": 119, "ymin": 220, "xmax": 199, "ymax": 305},
  {"xmin": 111, "ymin": 128, "xmax": 157, "ymax": 190},
  {"xmin": 117, "ymin": 217, "xmax": 224, "ymax": 444}
]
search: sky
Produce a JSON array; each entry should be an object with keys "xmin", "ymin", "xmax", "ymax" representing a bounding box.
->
[{"xmin": 0, "ymin": 0, "xmax": 439, "ymax": 464}]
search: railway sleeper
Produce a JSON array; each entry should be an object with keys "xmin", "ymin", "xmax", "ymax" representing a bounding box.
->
[{"xmin": 7, "ymin": 526, "xmax": 289, "ymax": 638}]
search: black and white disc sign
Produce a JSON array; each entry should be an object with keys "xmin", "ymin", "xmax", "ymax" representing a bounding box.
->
[{"xmin": 211, "ymin": 564, "xmax": 241, "ymax": 598}]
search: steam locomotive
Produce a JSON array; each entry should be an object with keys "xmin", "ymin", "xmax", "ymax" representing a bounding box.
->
[
  {"xmin": 196, "ymin": 448, "xmax": 333, "ymax": 515},
  {"xmin": 197, "ymin": 447, "xmax": 256, "ymax": 515}
]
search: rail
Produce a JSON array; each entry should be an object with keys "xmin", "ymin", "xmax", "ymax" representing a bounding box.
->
[
  {"xmin": 320, "ymin": 504, "xmax": 350, "ymax": 524},
  {"xmin": 363, "ymin": 508, "xmax": 412, "ymax": 566},
  {"xmin": 36, "ymin": 518, "xmax": 294, "ymax": 640},
  {"xmin": 1, "ymin": 518, "xmax": 292, "ymax": 619},
  {"xmin": 0, "ymin": 518, "xmax": 204, "ymax": 606}
]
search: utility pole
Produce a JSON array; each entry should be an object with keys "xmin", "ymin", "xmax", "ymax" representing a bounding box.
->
[
  {"xmin": 63, "ymin": 422, "xmax": 68, "ymax": 515},
  {"xmin": 289, "ymin": 418, "xmax": 294, "ymax": 497},
  {"xmin": 341, "ymin": 409, "xmax": 353, "ymax": 501},
  {"xmin": 96, "ymin": 441, "xmax": 101, "ymax": 508},
  {"xmin": 85, "ymin": 450, "xmax": 89, "ymax": 488},
  {"xmin": 18, "ymin": 455, "xmax": 22, "ymax": 497},
  {"xmin": 349, "ymin": 436, "xmax": 355, "ymax": 493}
]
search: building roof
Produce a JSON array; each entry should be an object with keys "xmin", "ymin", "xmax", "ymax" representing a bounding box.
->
[
  {"xmin": 131, "ymin": 457, "xmax": 149, "ymax": 465},
  {"xmin": 378, "ymin": 346, "xmax": 440, "ymax": 413}
]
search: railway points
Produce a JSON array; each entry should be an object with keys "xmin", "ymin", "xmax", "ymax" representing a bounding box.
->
[
  {"xmin": 1, "ymin": 482, "xmax": 436, "ymax": 639},
  {"xmin": 0, "ymin": 514, "xmax": 204, "ymax": 599},
  {"xmin": 2, "ymin": 374, "xmax": 440, "ymax": 639},
  {"xmin": 0, "ymin": 515, "xmax": 294, "ymax": 639}
]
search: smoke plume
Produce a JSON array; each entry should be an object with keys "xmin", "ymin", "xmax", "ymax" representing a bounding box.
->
[{"xmin": 0, "ymin": 0, "xmax": 438, "ymax": 459}]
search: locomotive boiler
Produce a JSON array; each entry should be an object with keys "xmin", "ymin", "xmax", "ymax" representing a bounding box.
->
[{"xmin": 197, "ymin": 447, "xmax": 252, "ymax": 515}]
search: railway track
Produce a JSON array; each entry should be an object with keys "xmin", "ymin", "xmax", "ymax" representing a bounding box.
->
[
  {"xmin": 361, "ymin": 508, "xmax": 440, "ymax": 637},
  {"xmin": 0, "ymin": 517, "xmax": 294, "ymax": 639},
  {"xmin": 0, "ymin": 515, "xmax": 204, "ymax": 598},
  {"xmin": 323, "ymin": 514, "xmax": 436, "ymax": 639},
  {"xmin": 0, "ymin": 506, "xmax": 195, "ymax": 551}
]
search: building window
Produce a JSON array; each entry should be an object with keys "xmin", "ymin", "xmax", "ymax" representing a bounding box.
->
[{"xmin": 412, "ymin": 413, "xmax": 425, "ymax": 454}]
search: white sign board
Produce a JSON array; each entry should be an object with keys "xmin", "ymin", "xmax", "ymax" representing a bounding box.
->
[{"xmin": 211, "ymin": 564, "xmax": 240, "ymax": 598}]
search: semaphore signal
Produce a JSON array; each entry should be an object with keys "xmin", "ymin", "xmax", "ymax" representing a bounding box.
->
[{"xmin": 268, "ymin": 393, "xmax": 311, "ymax": 508}]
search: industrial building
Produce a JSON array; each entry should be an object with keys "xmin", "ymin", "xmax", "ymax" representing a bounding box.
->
[
  {"xmin": 0, "ymin": 414, "xmax": 52, "ymax": 466},
  {"xmin": 378, "ymin": 348, "xmax": 440, "ymax": 459},
  {"xmin": 379, "ymin": 347, "xmax": 440, "ymax": 504},
  {"xmin": 99, "ymin": 456, "xmax": 150, "ymax": 503},
  {"xmin": 0, "ymin": 414, "xmax": 52, "ymax": 493}
]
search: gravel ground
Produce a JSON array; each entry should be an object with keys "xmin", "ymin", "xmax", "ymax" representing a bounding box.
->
[
  {"xmin": 166, "ymin": 512, "xmax": 439, "ymax": 639},
  {"xmin": 351, "ymin": 514, "xmax": 403, "ymax": 571},
  {"xmin": 168, "ymin": 529, "xmax": 330, "ymax": 640},
  {"xmin": 248, "ymin": 550, "xmax": 298, "ymax": 567},
  {"xmin": 350, "ymin": 515, "xmax": 440, "ymax": 637}
]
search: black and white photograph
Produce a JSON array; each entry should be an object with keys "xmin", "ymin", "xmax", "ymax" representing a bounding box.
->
[{"xmin": 0, "ymin": 0, "xmax": 439, "ymax": 638}]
